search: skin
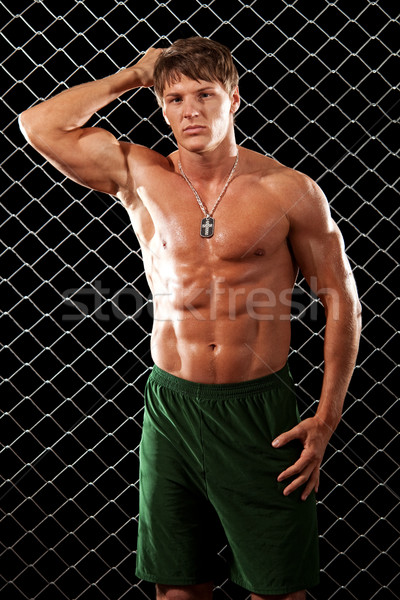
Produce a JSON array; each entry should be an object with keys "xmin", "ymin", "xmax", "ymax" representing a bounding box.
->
[{"xmin": 19, "ymin": 47, "xmax": 362, "ymax": 600}]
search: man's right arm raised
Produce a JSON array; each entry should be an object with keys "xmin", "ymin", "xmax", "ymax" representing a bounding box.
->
[{"xmin": 19, "ymin": 48, "xmax": 162, "ymax": 198}]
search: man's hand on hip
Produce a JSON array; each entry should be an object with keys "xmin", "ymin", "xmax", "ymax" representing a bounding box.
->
[{"xmin": 272, "ymin": 416, "xmax": 333, "ymax": 501}]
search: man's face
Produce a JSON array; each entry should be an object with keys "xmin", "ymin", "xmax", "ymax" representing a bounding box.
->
[{"xmin": 162, "ymin": 75, "xmax": 239, "ymax": 153}]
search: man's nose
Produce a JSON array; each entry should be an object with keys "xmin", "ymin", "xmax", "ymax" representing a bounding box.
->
[{"xmin": 182, "ymin": 99, "xmax": 199, "ymax": 118}]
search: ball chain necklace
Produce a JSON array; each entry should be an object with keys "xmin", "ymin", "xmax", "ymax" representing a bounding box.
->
[{"xmin": 178, "ymin": 153, "xmax": 239, "ymax": 238}]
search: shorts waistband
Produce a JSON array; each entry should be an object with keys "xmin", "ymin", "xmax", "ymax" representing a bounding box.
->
[{"xmin": 148, "ymin": 363, "xmax": 293, "ymax": 399}]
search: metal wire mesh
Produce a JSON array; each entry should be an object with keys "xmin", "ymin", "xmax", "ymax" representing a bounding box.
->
[{"xmin": 1, "ymin": 1, "xmax": 399, "ymax": 599}]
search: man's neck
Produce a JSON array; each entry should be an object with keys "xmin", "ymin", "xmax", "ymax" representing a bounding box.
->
[{"xmin": 176, "ymin": 140, "xmax": 239, "ymax": 185}]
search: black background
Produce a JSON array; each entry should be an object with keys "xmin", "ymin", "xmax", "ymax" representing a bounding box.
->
[{"xmin": 1, "ymin": 1, "xmax": 399, "ymax": 599}]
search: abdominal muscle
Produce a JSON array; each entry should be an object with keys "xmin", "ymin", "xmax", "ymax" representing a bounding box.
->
[{"xmin": 149, "ymin": 265, "xmax": 294, "ymax": 384}]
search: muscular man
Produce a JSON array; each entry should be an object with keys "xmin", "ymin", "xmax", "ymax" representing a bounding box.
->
[{"xmin": 19, "ymin": 37, "xmax": 361, "ymax": 600}]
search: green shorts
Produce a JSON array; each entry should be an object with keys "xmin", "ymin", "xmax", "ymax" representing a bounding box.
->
[{"xmin": 135, "ymin": 363, "xmax": 319, "ymax": 595}]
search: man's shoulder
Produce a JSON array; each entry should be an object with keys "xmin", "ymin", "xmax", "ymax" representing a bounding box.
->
[
  {"xmin": 241, "ymin": 148, "xmax": 314, "ymax": 195},
  {"xmin": 239, "ymin": 149, "xmax": 332, "ymax": 229},
  {"xmin": 124, "ymin": 141, "xmax": 174, "ymax": 171}
]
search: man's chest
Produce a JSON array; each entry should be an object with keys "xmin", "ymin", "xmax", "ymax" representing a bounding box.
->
[{"xmin": 134, "ymin": 175, "xmax": 290, "ymax": 262}]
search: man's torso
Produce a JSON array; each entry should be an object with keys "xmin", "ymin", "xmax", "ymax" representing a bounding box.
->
[{"xmin": 120, "ymin": 146, "xmax": 300, "ymax": 383}]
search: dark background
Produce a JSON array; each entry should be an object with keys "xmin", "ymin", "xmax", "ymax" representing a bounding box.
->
[{"xmin": 1, "ymin": 1, "xmax": 399, "ymax": 599}]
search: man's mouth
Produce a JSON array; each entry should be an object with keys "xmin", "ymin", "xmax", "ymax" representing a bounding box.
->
[{"xmin": 183, "ymin": 125, "xmax": 205, "ymax": 134}]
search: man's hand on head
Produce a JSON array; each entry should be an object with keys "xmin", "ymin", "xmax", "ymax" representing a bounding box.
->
[{"xmin": 130, "ymin": 47, "xmax": 164, "ymax": 87}]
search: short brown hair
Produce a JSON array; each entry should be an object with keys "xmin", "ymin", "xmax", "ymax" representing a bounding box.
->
[{"xmin": 153, "ymin": 37, "xmax": 239, "ymax": 106}]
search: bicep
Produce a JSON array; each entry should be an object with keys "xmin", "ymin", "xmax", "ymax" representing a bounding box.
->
[
  {"xmin": 287, "ymin": 180, "xmax": 355, "ymax": 305},
  {"xmin": 25, "ymin": 124, "xmax": 129, "ymax": 196}
]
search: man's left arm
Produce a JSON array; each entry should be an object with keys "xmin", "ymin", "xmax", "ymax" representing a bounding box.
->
[{"xmin": 272, "ymin": 173, "xmax": 362, "ymax": 500}]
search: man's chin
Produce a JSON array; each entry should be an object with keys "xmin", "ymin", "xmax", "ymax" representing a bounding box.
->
[
  {"xmin": 179, "ymin": 142, "xmax": 209, "ymax": 154},
  {"xmin": 178, "ymin": 138, "xmax": 220, "ymax": 155}
]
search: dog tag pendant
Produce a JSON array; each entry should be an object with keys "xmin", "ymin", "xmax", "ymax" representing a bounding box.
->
[{"xmin": 200, "ymin": 216, "xmax": 215, "ymax": 238}]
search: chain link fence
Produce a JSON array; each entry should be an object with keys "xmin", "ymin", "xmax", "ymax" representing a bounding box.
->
[{"xmin": 1, "ymin": 1, "xmax": 399, "ymax": 599}]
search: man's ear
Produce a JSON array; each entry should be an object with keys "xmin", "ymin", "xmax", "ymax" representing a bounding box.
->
[
  {"xmin": 162, "ymin": 107, "xmax": 171, "ymax": 126},
  {"xmin": 230, "ymin": 86, "xmax": 240, "ymax": 114}
]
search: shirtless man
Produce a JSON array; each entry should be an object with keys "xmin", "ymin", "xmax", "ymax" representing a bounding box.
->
[{"xmin": 19, "ymin": 37, "xmax": 361, "ymax": 600}]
